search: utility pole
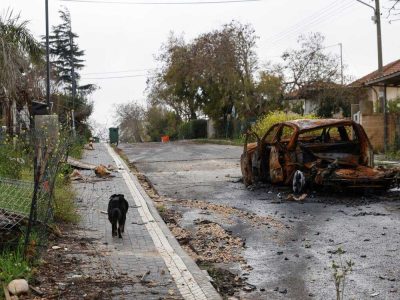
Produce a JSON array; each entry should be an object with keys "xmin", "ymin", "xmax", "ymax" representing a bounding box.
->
[
  {"xmin": 356, "ymin": 0, "xmax": 387, "ymax": 151},
  {"xmin": 375, "ymin": 0, "xmax": 383, "ymax": 72},
  {"xmin": 339, "ymin": 43, "xmax": 344, "ymax": 85},
  {"xmin": 356, "ymin": 0, "xmax": 383, "ymax": 71},
  {"xmin": 69, "ymin": 17, "xmax": 77, "ymax": 137},
  {"xmin": 45, "ymin": 0, "xmax": 51, "ymax": 113}
]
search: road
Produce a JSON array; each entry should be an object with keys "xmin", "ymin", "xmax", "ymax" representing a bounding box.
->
[{"xmin": 120, "ymin": 141, "xmax": 400, "ymax": 299}]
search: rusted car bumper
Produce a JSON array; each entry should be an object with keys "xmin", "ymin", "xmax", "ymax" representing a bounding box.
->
[{"xmin": 313, "ymin": 164, "xmax": 400, "ymax": 190}]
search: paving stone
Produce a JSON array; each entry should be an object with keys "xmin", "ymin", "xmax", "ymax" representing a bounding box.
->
[{"xmin": 72, "ymin": 144, "xmax": 182, "ymax": 299}]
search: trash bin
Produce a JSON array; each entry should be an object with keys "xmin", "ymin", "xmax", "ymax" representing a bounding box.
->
[
  {"xmin": 93, "ymin": 136, "xmax": 100, "ymax": 143},
  {"xmin": 109, "ymin": 127, "xmax": 119, "ymax": 145}
]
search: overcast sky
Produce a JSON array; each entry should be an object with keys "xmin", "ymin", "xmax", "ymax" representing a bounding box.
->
[{"xmin": 2, "ymin": 0, "xmax": 400, "ymax": 130}]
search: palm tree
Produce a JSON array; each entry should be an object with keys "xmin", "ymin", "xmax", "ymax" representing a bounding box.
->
[{"xmin": 0, "ymin": 10, "xmax": 43, "ymax": 132}]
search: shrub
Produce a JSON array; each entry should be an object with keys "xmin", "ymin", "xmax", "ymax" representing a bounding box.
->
[
  {"xmin": 68, "ymin": 135, "xmax": 86, "ymax": 159},
  {"xmin": 387, "ymin": 97, "xmax": 400, "ymax": 113},
  {"xmin": 178, "ymin": 119, "xmax": 207, "ymax": 139},
  {"xmin": 146, "ymin": 107, "xmax": 179, "ymax": 142},
  {"xmin": 251, "ymin": 111, "xmax": 318, "ymax": 137},
  {"xmin": 0, "ymin": 135, "xmax": 29, "ymax": 180}
]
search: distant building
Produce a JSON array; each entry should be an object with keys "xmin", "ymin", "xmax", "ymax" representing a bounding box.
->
[{"xmin": 350, "ymin": 59, "xmax": 400, "ymax": 152}]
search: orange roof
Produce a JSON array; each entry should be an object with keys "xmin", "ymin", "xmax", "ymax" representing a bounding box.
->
[{"xmin": 351, "ymin": 59, "xmax": 400, "ymax": 86}]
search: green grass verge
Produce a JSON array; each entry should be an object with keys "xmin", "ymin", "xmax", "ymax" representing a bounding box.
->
[
  {"xmin": 190, "ymin": 138, "xmax": 244, "ymax": 146},
  {"xmin": 0, "ymin": 237, "xmax": 32, "ymax": 299},
  {"xmin": 53, "ymin": 180, "xmax": 79, "ymax": 223},
  {"xmin": 384, "ymin": 150, "xmax": 400, "ymax": 161}
]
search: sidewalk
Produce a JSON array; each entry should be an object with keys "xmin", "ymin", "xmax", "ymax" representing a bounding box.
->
[{"xmin": 72, "ymin": 143, "xmax": 220, "ymax": 300}]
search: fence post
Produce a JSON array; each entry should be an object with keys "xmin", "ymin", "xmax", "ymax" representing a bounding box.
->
[{"xmin": 24, "ymin": 142, "xmax": 40, "ymax": 256}]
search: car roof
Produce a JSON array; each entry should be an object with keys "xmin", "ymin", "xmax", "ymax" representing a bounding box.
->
[{"xmin": 282, "ymin": 119, "xmax": 354, "ymax": 132}]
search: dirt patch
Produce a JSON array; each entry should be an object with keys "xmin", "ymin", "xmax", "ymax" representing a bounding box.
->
[
  {"xmin": 176, "ymin": 199, "xmax": 288, "ymax": 230},
  {"xmin": 20, "ymin": 224, "xmax": 133, "ymax": 299},
  {"xmin": 159, "ymin": 207, "xmax": 250, "ymax": 298},
  {"xmin": 199, "ymin": 264, "xmax": 247, "ymax": 297},
  {"xmin": 24, "ymin": 223, "xmax": 181, "ymax": 300}
]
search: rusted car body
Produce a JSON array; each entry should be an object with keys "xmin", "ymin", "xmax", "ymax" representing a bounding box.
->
[{"xmin": 241, "ymin": 119, "xmax": 399, "ymax": 191}]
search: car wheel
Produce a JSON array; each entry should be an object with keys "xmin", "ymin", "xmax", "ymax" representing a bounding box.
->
[{"xmin": 292, "ymin": 170, "xmax": 306, "ymax": 194}]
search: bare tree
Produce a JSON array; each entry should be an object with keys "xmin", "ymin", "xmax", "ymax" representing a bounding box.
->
[
  {"xmin": 388, "ymin": 0, "xmax": 400, "ymax": 20},
  {"xmin": 115, "ymin": 101, "xmax": 146, "ymax": 143},
  {"xmin": 280, "ymin": 32, "xmax": 341, "ymax": 93}
]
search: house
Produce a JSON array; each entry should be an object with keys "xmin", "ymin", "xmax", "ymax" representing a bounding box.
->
[
  {"xmin": 351, "ymin": 58, "xmax": 400, "ymax": 114},
  {"xmin": 283, "ymin": 81, "xmax": 359, "ymax": 117},
  {"xmin": 351, "ymin": 59, "xmax": 400, "ymax": 152}
]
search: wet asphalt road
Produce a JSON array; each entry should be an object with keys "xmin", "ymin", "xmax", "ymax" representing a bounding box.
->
[{"xmin": 120, "ymin": 141, "xmax": 400, "ymax": 300}]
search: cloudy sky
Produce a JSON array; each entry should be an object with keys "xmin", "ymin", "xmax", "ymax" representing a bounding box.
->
[{"xmin": 2, "ymin": 0, "xmax": 400, "ymax": 129}]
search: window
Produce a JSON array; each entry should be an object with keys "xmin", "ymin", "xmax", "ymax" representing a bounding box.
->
[{"xmin": 263, "ymin": 124, "xmax": 280, "ymax": 143}]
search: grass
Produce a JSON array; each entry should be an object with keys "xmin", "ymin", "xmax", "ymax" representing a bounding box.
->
[
  {"xmin": 191, "ymin": 138, "xmax": 244, "ymax": 146},
  {"xmin": 0, "ymin": 236, "xmax": 33, "ymax": 299},
  {"xmin": 0, "ymin": 248, "xmax": 31, "ymax": 285},
  {"xmin": 157, "ymin": 204, "xmax": 166, "ymax": 214},
  {"xmin": 384, "ymin": 150, "xmax": 400, "ymax": 161},
  {"xmin": 53, "ymin": 179, "xmax": 79, "ymax": 223}
]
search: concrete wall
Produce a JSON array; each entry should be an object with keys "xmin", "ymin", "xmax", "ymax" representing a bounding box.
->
[
  {"xmin": 207, "ymin": 119, "xmax": 216, "ymax": 139},
  {"xmin": 360, "ymin": 113, "xmax": 400, "ymax": 152}
]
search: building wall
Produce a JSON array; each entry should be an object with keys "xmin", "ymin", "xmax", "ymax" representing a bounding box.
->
[
  {"xmin": 363, "ymin": 86, "xmax": 400, "ymax": 113},
  {"xmin": 360, "ymin": 113, "xmax": 400, "ymax": 152}
]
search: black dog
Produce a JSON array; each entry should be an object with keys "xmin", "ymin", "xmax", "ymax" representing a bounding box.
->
[{"xmin": 107, "ymin": 194, "xmax": 129, "ymax": 238}]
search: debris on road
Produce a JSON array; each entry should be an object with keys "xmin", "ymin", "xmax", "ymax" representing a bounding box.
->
[
  {"xmin": 70, "ymin": 169, "xmax": 83, "ymax": 181},
  {"xmin": 175, "ymin": 199, "xmax": 287, "ymax": 230},
  {"xmin": 286, "ymin": 193, "xmax": 307, "ymax": 201},
  {"xmin": 7, "ymin": 279, "xmax": 29, "ymax": 296},
  {"xmin": 67, "ymin": 157, "xmax": 96, "ymax": 170},
  {"xmin": 94, "ymin": 164, "xmax": 112, "ymax": 177}
]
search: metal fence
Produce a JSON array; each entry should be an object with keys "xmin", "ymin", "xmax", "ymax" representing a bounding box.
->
[{"xmin": 0, "ymin": 128, "xmax": 73, "ymax": 255}]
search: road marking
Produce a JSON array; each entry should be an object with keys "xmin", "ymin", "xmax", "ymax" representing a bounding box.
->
[{"xmin": 105, "ymin": 144, "xmax": 209, "ymax": 300}]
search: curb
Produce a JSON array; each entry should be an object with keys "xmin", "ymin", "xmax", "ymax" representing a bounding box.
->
[{"xmin": 107, "ymin": 144, "xmax": 221, "ymax": 300}]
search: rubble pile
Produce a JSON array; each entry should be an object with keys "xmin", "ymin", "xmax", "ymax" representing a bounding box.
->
[{"xmin": 189, "ymin": 220, "xmax": 245, "ymax": 264}]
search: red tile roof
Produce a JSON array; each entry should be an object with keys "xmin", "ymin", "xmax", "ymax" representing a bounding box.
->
[{"xmin": 352, "ymin": 59, "xmax": 400, "ymax": 86}]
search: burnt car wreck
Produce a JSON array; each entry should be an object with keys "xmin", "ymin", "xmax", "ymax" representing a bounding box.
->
[{"xmin": 241, "ymin": 119, "xmax": 399, "ymax": 192}]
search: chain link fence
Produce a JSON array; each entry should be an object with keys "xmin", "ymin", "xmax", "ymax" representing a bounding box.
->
[{"xmin": 0, "ymin": 125, "xmax": 73, "ymax": 255}]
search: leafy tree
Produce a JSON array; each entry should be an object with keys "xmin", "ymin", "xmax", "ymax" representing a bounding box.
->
[
  {"xmin": 147, "ymin": 34, "xmax": 201, "ymax": 120},
  {"xmin": 146, "ymin": 106, "xmax": 180, "ymax": 141},
  {"xmin": 147, "ymin": 21, "xmax": 260, "ymax": 138},
  {"xmin": 254, "ymin": 71, "xmax": 284, "ymax": 115},
  {"xmin": 193, "ymin": 21, "xmax": 258, "ymax": 121}
]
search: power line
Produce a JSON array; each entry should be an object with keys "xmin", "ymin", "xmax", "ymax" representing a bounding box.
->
[
  {"xmin": 263, "ymin": 0, "xmax": 355, "ymax": 51},
  {"xmin": 81, "ymin": 68, "xmax": 155, "ymax": 75},
  {"xmin": 264, "ymin": 0, "xmax": 344, "ymax": 44},
  {"xmin": 60, "ymin": 0, "xmax": 262, "ymax": 5},
  {"xmin": 81, "ymin": 74, "xmax": 148, "ymax": 79},
  {"xmin": 266, "ymin": 1, "xmax": 354, "ymax": 48}
]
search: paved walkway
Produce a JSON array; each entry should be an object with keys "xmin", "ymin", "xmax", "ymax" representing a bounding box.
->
[{"xmin": 72, "ymin": 143, "xmax": 220, "ymax": 300}]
